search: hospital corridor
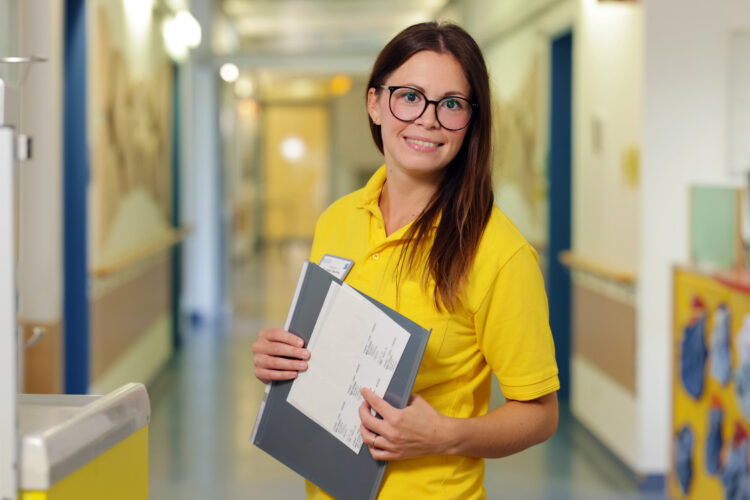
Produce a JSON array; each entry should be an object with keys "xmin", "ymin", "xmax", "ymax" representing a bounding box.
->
[{"xmin": 2, "ymin": 0, "xmax": 749, "ymax": 499}]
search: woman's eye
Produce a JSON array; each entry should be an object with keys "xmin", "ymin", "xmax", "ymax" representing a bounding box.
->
[
  {"xmin": 443, "ymin": 98, "xmax": 463, "ymax": 110},
  {"xmin": 395, "ymin": 89, "xmax": 422, "ymax": 104}
]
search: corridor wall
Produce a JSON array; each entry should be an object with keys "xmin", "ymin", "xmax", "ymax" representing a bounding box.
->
[
  {"xmin": 85, "ymin": 0, "xmax": 176, "ymax": 394},
  {"xmin": 569, "ymin": 0, "xmax": 642, "ymax": 472},
  {"xmin": 446, "ymin": 0, "xmax": 644, "ymax": 475}
]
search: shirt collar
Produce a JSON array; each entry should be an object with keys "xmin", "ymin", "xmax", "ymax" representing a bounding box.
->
[
  {"xmin": 356, "ymin": 165, "xmax": 387, "ymax": 212},
  {"xmin": 355, "ymin": 164, "xmax": 442, "ymax": 229}
]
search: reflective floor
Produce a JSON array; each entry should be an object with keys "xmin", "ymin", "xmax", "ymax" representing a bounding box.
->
[{"xmin": 149, "ymin": 245, "xmax": 668, "ymax": 499}]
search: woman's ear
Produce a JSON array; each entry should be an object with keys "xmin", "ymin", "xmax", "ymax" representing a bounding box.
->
[{"xmin": 367, "ymin": 87, "xmax": 381, "ymax": 125}]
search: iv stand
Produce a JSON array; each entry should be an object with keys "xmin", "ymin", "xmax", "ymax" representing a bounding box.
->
[{"xmin": 0, "ymin": 55, "xmax": 45, "ymax": 500}]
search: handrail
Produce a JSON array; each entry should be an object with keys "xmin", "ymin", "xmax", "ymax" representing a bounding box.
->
[
  {"xmin": 558, "ymin": 250, "xmax": 636, "ymax": 285},
  {"xmin": 90, "ymin": 226, "xmax": 191, "ymax": 278}
]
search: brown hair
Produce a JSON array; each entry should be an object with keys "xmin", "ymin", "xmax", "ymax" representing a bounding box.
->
[{"xmin": 367, "ymin": 22, "xmax": 493, "ymax": 312}]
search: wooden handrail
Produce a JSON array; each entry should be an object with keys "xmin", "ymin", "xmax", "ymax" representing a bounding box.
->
[
  {"xmin": 90, "ymin": 226, "xmax": 191, "ymax": 278},
  {"xmin": 558, "ymin": 250, "xmax": 636, "ymax": 285}
]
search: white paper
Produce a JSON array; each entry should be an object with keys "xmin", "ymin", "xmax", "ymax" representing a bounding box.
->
[{"xmin": 287, "ymin": 283, "xmax": 410, "ymax": 453}]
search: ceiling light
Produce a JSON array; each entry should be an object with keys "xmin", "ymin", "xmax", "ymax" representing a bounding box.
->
[
  {"xmin": 234, "ymin": 76, "xmax": 255, "ymax": 98},
  {"xmin": 220, "ymin": 63, "xmax": 240, "ymax": 83},
  {"xmin": 280, "ymin": 136, "xmax": 307, "ymax": 163},
  {"xmin": 329, "ymin": 75, "xmax": 352, "ymax": 96}
]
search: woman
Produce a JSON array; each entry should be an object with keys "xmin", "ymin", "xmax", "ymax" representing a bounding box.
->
[{"xmin": 252, "ymin": 22, "xmax": 559, "ymax": 499}]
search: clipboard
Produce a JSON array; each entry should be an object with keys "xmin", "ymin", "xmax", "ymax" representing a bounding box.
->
[{"xmin": 250, "ymin": 261, "xmax": 431, "ymax": 500}]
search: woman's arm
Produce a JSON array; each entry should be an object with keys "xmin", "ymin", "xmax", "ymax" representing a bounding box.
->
[{"xmin": 358, "ymin": 388, "xmax": 558, "ymax": 461}]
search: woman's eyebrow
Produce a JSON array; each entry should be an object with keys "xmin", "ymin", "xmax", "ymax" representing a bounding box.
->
[{"xmin": 399, "ymin": 83, "xmax": 470, "ymax": 99}]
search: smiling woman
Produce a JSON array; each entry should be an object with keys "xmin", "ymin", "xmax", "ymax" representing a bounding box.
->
[{"xmin": 252, "ymin": 22, "xmax": 560, "ymax": 500}]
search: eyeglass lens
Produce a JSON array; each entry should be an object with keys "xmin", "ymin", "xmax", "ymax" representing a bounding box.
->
[{"xmin": 389, "ymin": 87, "xmax": 472, "ymax": 131}]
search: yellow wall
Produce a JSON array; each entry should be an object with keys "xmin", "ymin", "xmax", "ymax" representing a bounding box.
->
[{"xmin": 261, "ymin": 105, "xmax": 329, "ymax": 241}]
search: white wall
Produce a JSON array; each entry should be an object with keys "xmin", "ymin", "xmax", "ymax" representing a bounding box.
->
[
  {"xmin": 0, "ymin": 1, "xmax": 18, "ymax": 59},
  {"xmin": 182, "ymin": 64, "xmax": 223, "ymax": 321},
  {"xmin": 181, "ymin": 0, "xmax": 227, "ymax": 322},
  {"xmin": 16, "ymin": 0, "xmax": 64, "ymax": 325},
  {"xmin": 569, "ymin": 0, "xmax": 643, "ymax": 472},
  {"xmin": 640, "ymin": 0, "xmax": 750, "ymax": 474},
  {"xmin": 574, "ymin": 0, "xmax": 642, "ymax": 273}
]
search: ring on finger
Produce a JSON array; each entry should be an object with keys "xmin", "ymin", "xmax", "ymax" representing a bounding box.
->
[{"xmin": 372, "ymin": 435, "xmax": 378, "ymax": 447}]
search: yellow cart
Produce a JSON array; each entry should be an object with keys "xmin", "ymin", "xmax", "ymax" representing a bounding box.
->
[{"xmin": 18, "ymin": 383, "xmax": 150, "ymax": 500}]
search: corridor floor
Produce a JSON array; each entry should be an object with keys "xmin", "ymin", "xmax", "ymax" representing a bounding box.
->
[{"xmin": 148, "ymin": 245, "xmax": 668, "ymax": 500}]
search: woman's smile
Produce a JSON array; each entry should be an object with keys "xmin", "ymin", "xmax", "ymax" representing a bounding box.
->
[{"xmin": 404, "ymin": 136, "xmax": 444, "ymax": 152}]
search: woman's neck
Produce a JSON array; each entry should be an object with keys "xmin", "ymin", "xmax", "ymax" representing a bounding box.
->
[{"xmin": 379, "ymin": 166, "xmax": 442, "ymax": 237}]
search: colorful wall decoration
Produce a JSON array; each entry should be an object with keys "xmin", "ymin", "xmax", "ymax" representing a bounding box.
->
[
  {"xmin": 488, "ymin": 51, "xmax": 548, "ymax": 247},
  {"xmin": 671, "ymin": 267, "xmax": 750, "ymax": 498},
  {"xmin": 493, "ymin": 56, "xmax": 544, "ymax": 221},
  {"xmin": 89, "ymin": 1, "xmax": 174, "ymax": 266}
]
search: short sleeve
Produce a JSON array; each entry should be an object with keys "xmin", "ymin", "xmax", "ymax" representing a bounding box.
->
[{"xmin": 474, "ymin": 244, "xmax": 560, "ymax": 401}]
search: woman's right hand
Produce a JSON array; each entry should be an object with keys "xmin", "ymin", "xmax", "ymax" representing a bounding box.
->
[{"xmin": 252, "ymin": 328, "xmax": 310, "ymax": 384}]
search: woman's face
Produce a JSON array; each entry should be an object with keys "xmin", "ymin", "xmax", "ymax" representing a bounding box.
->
[{"xmin": 367, "ymin": 50, "xmax": 471, "ymax": 180}]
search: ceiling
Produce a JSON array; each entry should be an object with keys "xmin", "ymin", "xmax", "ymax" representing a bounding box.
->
[{"xmin": 213, "ymin": 0, "xmax": 453, "ymax": 57}]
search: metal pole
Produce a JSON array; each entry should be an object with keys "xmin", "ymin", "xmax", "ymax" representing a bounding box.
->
[{"xmin": 0, "ymin": 123, "xmax": 18, "ymax": 500}]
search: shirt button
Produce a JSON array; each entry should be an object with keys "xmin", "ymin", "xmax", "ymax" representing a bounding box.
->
[{"xmin": 372, "ymin": 253, "xmax": 380, "ymax": 261}]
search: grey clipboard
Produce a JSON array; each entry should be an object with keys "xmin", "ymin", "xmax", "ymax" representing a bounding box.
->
[{"xmin": 251, "ymin": 261, "xmax": 431, "ymax": 500}]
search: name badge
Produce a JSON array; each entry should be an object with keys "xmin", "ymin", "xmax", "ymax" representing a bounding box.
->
[{"xmin": 319, "ymin": 254, "xmax": 354, "ymax": 280}]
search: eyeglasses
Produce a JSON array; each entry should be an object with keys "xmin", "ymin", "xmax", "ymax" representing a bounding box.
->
[{"xmin": 379, "ymin": 85, "xmax": 476, "ymax": 131}]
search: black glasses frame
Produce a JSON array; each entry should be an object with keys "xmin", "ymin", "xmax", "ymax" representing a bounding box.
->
[{"xmin": 379, "ymin": 85, "xmax": 477, "ymax": 131}]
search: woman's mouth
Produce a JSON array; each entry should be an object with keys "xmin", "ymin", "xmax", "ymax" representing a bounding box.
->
[{"xmin": 404, "ymin": 137, "xmax": 443, "ymax": 152}]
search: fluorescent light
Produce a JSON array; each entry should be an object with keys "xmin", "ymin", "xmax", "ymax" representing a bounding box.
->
[
  {"xmin": 124, "ymin": 0, "xmax": 155, "ymax": 44},
  {"xmin": 162, "ymin": 16, "xmax": 189, "ymax": 62},
  {"xmin": 175, "ymin": 10, "xmax": 202, "ymax": 48},
  {"xmin": 161, "ymin": 9, "xmax": 202, "ymax": 62}
]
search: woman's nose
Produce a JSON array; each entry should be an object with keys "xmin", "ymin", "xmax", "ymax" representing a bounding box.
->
[{"xmin": 414, "ymin": 102, "xmax": 441, "ymax": 129}]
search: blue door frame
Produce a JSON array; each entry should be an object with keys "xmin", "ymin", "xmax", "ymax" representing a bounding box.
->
[
  {"xmin": 548, "ymin": 31, "xmax": 573, "ymax": 400},
  {"xmin": 63, "ymin": 0, "xmax": 89, "ymax": 394},
  {"xmin": 171, "ymin": 64, "xmax": 183, "ymax": 348}
]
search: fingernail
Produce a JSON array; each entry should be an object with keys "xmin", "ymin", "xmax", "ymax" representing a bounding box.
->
[
  {"xmin": 298, "ymin": 362, "xmax": 308, "ymax": 370},
  {"xmin": 302, "ymin": 350, "xmax": 310, "ymax": 359},
  {"xmin": 297, "ymin": 339, "xmax": 304, "ymax": 346}
]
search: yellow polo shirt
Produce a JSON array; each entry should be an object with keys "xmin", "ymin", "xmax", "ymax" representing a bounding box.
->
[{"xmin": 306, "ymin": 166, "xmax": 559, "ymax": 500}]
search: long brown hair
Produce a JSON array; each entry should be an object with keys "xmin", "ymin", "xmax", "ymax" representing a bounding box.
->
[{"xmin": 367, "ymin": 22, "xmax": 494, "ymax": 312}]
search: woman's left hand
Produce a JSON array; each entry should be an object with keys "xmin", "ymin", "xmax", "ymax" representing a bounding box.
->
[{"xmin": 359, "ymin": 387, "xmax": 450, "ymax": 461}]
